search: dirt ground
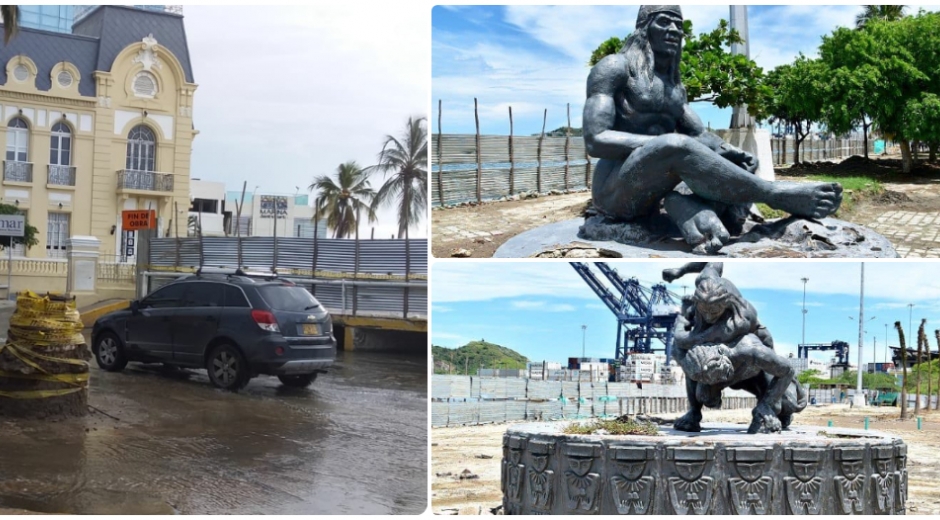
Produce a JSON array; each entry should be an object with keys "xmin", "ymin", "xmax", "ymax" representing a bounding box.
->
[
  {"xmin": 431, "ymin": 156, "xmax": 940, "ymax": 258},
  {"xmin": 431, "ymin": 404, "xmax": 940, "ymax": 515}
]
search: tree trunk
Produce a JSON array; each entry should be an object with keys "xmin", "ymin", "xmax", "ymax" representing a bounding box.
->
[
  {"xmin": 896, "ymin": 321, "xmax": 909, "ymax": 420},
  {"xmin": 929, "ymin": 142, "xmax": 938, "ymax": 163},
  {"xmin": 935, "ymin": 330, "xmax": 940, "ymax": 410},
  {"xmin": 900, "ymin": 140, "xmax": 913, "ymax": 173},
  {"xmin": 862, "ymin": 120, "xmax": 870, "ymax": 160},
  {"xmin": 916, "ymin": 320, "xmax": 925, "ymax": 416}
]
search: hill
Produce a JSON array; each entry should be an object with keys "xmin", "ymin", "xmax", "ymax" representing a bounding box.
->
[{"xmin": 432, "ymin": 341, "xmax": 529, "ymax": 375}]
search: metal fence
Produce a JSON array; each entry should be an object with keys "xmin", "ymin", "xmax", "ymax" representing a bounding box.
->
[
  {"xmin": 431, "ymin": 375, "xmax": 757, "ymax": 428},
  {"xmin": 143, "ymin": 236, "xmax": 427, "ymax": 317},
  {"xmin": 770, "ymin": 138, "xmax": 873, "ymax": 167}
]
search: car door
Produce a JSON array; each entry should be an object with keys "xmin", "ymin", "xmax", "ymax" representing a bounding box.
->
[
  {"xmin": 126, "ymin": 283, "xmax": 188, "ymax": 359},
  {"xmin": 171, "ymin": 281, "xmax": 224, "ymax": 365}
]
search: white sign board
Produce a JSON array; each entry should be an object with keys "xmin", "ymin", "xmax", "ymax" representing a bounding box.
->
[{"xmin": 0, "ymin": 215, "xmax": 25, "ymax": 237}]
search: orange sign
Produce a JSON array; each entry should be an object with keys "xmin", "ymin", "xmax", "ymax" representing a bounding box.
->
[{"xmin": 122, "ymin": 210, "xmax": 156, "ymax": 231}]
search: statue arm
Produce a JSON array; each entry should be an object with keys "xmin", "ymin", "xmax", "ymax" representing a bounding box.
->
[
  {"xmin": 583, "ymin": 55, "xmax": 654, "ymax": 160},
  {"xmin": 749, "ymin": 345, "xmax": 796, "ymax": 407},
  {"xmin": 677, "ymin": 105, "xmax": 759, "ymax": 173}
]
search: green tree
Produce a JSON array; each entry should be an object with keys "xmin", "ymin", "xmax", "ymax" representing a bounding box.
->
[
  {"xmin": 0, "ymin": 203, "xmax": 38, "ymax": 250},
  {"xmin": 366, "ymin": 117, "xmax": 427, "ymax": 239},
  {"xmin": 1, "ymin": 5, "xmax": 18, "ymax": 44},
  {"xmin": 310, "ymin": 161, "xmax": 376, "ymax": 239},
  {"xmin": 764, "ymin": 56, "xmax": 828, "ymax": 164},
  {"xmin": 855, "ymin": 5, "xmax": 907, "ymax": 29},
  {"xmin": 588, "ymin": 20, "xmax": 770, "ymax": 116}
]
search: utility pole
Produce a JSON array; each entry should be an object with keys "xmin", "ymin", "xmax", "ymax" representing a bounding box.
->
[
  {"xmin": 801, "ymin": 277, "xmax": 809, "ymax": 345},
  {"xmin": 885, "ymin": 323, "xmax": 889, "ymax": 365},
  {"xmin": 854, "ymin": 263, "xmax": 865, "ymax": 407},
  {"xmin": 908, "ymin": 304, "xmax": 914, "ymax": 361},
  {"xmin": 582, "ymin": 324, "xmax": 587, "ymax": 359}
]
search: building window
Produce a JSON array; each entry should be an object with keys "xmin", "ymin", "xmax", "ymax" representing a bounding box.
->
[
  {"xmin": 132, "ymin": 71, "xmax": 157, "ymax": 98},
  {"xmin": 190, "ymin": 198, "xmax": 219, "ymax": 214},
  {"xmin": 126, "ymin": 125, "xmax": 156, "ymax": 171},
  {"xmin": 50, "ymin": 122, "xmax": 71, "ymax": 166},
  {"xmin": 46, "ymin": 212, "xmax": 70, "ymax": 258},
  {"xmin": 56, "ymin": 70, "xmax": 73, "ymax": 88},
  {"xmin": 6, "ymin": 117, "xmax": 29, "ymax": 163},
  {"xmin": 12, "ymin": 64, "xmax": 29, "ymax": 82}
]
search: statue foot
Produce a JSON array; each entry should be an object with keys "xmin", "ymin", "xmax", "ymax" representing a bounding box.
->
[
  {"xmin": 769, "ymin": 182, "xmax": 843, "ymax": 220},
  {"xmin": 664, "ymin": 193, "xmax": 731, "ymax": 254},
  {"xmin": 747, "ymin": 403, "xmax": 782, "ymax": 434},
  {"xmin": 674, "ymin": 409, "xmax": 703, "ymax": 432}
]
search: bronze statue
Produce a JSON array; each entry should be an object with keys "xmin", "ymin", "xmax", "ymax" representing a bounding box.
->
[
  {"xmin": 664, "ymin": 263, "xmax": 807, "ymax": 433},
  {"xmin": 584, "ymin": 6, "xmax": 842, "ymax": 254}
]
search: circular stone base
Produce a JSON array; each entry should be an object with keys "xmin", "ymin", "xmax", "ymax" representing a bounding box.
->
[
  {"xmin": 493, "ymin": 217, "xmax": 898, "ymax": 258},
  {"xmin": 502, "ymin": 421, "xmax": 907, "ymax": 515}
]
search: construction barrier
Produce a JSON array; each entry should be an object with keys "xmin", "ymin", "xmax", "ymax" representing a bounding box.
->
[{"xmin": 0, "ymin": 291, "xmax": 90, "ymax": 417}]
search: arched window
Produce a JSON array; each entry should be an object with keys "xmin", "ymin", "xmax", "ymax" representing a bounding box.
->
[
  {"xmin": 50, "ymin": 122, "xmax": 71, "ymax": 166},
  {"xmin": 126, "ymin": 125, "xmax": 155, "ymax": 171},
  {"xmin": 5, "ymin": 117, "xmax": 29, "ymax": 163}
]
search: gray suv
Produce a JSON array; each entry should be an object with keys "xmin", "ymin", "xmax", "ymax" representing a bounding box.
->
[{"xmin": 92, "ymin": 270, "xmax": 336, "ymax": 390}]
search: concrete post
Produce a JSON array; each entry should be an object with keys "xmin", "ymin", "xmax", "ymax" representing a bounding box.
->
[{"xmin": 66, "ymin": 236, "xmax": 101, "ymax": 295}]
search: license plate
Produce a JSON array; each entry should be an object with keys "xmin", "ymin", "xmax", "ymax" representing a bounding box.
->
[{"xmin": 301, "ymin": 323, "xmax": 320, "ymax": 336}]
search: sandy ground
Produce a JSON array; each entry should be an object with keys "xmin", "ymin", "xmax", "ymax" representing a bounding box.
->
[{"xmin": 431, "ymin": 404, "xmax": 940, "ymax": 515}]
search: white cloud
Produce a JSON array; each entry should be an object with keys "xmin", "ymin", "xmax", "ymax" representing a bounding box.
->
[{"xmin": 511, "ymin": 300, "xmax": 577, "ymax": 312}]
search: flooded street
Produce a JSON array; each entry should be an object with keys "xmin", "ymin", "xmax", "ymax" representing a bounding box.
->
[{"xmin": 0, "ymin": 348, "xmax": 428, "ymax": 515}]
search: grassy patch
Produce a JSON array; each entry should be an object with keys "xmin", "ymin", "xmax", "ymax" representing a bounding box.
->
[
  {"xmin": 809, "ymin": 175, "xmax": 883, "ymax": 217},
  {"xmin": 755, "ymin": 203, "xmax": 787, "ymax": 220},
  {"xmin": 563, "ymin": 417, "xmax": 660, "ymax": 436}
]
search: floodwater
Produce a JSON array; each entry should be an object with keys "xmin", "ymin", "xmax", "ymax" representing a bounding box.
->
[{"xmin": 0, "ymin": 349, "xmax": 428, "ymax": 514}]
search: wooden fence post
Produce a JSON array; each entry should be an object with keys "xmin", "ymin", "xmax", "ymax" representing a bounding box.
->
[
  {"xmin": 508, "ymin": 106, "xmax": 515, "ymax": 196},
  {"xmin": 537, "ymin": 109, "xmax": 547, "ymax": 194},
  {"xmin": 353, "ymin": 207, "xmax": 360, "ymax": 316},
  {"xmin": 437, "ymin": 99, "xmax": 445, "ymax": 206},
  {"xmin": 403, "ymin": 226, "xmax": 410, "ymax": 319},
  {"xmin": 474, "ymin": 98, "xmax": 482, "ymax": 203},
  {"xmin": 311, "ymin": 197, "xmax": 319, "ymax": 295}
]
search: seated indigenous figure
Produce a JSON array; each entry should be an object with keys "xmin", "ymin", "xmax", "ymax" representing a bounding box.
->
[
  {"xmin": 583, "ymin": 5, "xmax": 843, "ymax": 253},
  {"xmin": 663, "ymin": 263, "xmax": 807, "ymax": 434}
]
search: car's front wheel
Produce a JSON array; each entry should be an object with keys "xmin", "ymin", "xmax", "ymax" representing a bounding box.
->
[
  {"xmin": 95, "ymin": 332, "xmax": 128, "ymax": 371},
  {"xmin": 277, "ymin": 373, "xmax": 318, "ymax": 388},
  {"xmin": 206, "ymin": 344, "xmax": 250, "ymax": 391}
]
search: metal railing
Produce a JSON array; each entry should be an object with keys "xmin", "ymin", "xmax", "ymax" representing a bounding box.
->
[
  {"xmin": 47, "ymin": 164, "xmax": 76, "ymax": 186},
  {"xmin": 3, "ymin": 161, "xmax": 33, "ymax": 183},
  {"xmin": 117, "ymin": 169, "xmax": 174, "ymax": 192}
]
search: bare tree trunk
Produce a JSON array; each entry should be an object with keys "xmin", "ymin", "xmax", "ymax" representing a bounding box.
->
[
  {"xmin": 900, "ymin": 140, "xmax": 913, "ymax": 174},
  {"xmin": 929, "ymin": 142, "xmax": 938, "ymax": 163},
  {"xmin": 862, "ymin": 119, "xmax": 870, "ymax": 160},
  {"xmin": 896, "ymin": 321, "xmax": 909, "ymax": 420}
]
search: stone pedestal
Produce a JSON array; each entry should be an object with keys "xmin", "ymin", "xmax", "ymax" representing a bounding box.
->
[
  {"xmin": 66, "ymin": 236, "xmax": 101, "ymax": 295},
  {"xmin": 718, "ymin": 127, "xmax": 776, "ymax": 182},
  {"xmin": 502, "ymin": 422, "xmax": 907, "ymax": 515}
]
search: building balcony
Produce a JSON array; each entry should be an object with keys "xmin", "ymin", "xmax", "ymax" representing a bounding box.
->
[
  {"xmin": 117, "ymin": 169, "xmax": 174, "ymax": 194},
  {"xmin": 3, "ymin": 161, "xmax": 33, "ymax": 183},
  {"xmin": 47, "ymin": 165, "xmax": 76, "ymax": 187}
]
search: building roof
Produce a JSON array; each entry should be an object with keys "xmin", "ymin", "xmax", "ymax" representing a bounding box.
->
[{"xmin": 0, "ymin": 5, "xmax": 193, "ymax": 98}]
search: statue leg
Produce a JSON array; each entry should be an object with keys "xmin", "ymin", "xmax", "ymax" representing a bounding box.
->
[
  {"xmin": 595, "ymin": 134, "xmax": 843, "ymax": 220},
  {"xmin": 674, "ymin": 377, "xmax": 704, "ymax": 432},
  {"xmin": 663, "ymin": 192, "xmax": 730, "ymax": 254}
]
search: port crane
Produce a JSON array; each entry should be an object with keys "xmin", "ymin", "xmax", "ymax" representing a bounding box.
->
[{"xmin": 570, "ymin": 262, "xmax": 681, "ymax": 364}]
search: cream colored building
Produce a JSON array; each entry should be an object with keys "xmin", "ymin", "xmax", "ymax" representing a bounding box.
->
[{"xmin": 0, "ymin": 5, "xmax": 196, "ymax": 263}]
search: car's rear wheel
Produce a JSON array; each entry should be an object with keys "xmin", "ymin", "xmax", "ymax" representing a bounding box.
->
[
  {"xmin": 95, "ymin": 332, "xmax": 128, "ymax": 372},
  {"xmin": 277, "ymin": 373, "xmax": 318, "ymax": 388},
  {"xmin": 206, "ymin": 344, "xmax": 250, "ymax": 391}
]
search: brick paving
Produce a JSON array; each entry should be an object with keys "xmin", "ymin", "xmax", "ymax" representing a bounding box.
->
[{"xmin": 862, "ymin": 210, "xmax": 940, "ymax": 258}]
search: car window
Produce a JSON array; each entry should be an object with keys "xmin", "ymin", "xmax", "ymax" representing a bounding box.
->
[
  {"xmin": 257, "ymin": 285, "xmax": 321, "ymax": 311},
  {"xmin": 180, "ymin": 282, "xmax": 224, "ymax": 308},
  {"xmin": 223, "ymin": 285, "xmax": 250, "ymax": 308},
  {"xmin": 142, "ymin": 283, "xmax": 188, "ymax": 309}
]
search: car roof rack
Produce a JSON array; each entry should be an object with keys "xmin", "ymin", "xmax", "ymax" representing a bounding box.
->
[{"xmin": 193, "ymin": 267, "xmax": 279, "ymax": 281}]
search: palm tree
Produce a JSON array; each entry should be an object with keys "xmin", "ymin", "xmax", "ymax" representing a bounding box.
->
[
  {"xmin": 896, "ymin": 321, "xmax": 909, "ymax": 420},
  {"xmin": 309, "ymin": 161, "xmax": 376, "ymax": 239},
  {"xmin": 915, "ymin": 319, "xmax": 926, "ymax": 416},
  {"xmin": 2, "ymin": 5, "xmax": 19, "ymax": 43},
  {"xmin": 366, "ymin": 117, "xmax": 428, "ymax": 239},
  {"xmin": 855, "ymin": 5, "xmax": 907, "ymax": 29}
]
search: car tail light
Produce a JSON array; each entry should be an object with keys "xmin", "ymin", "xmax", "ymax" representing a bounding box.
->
[
  {"xmin": 251, "ymin": 310, "xmax": 280, "ymax": 332},
  {"xmin": 275, "ymin": 346, "xmax": 285, "ymax": 356}
]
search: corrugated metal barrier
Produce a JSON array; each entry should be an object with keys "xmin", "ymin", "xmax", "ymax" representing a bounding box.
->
[{"xmin": 431, "ymin": 375, "xmax": 759, "ymax": 428}]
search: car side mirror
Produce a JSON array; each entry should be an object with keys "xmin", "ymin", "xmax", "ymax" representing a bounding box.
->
[{"xmin": 130, "ymin": 300, "xmax": 140, "ymax": 314}]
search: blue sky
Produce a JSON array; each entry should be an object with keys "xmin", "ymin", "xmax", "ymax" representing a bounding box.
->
[
  {"xmin": 432, "ymin": 5, "xmax": 940, "ymax": 135},
  {"xmin": 432, "ymin": 262, "xmax": 940, "ymax": 368}
]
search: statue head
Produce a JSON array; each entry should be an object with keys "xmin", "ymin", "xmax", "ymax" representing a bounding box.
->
[
  {"xmin": 619, "ymin": 5, "xmax": 684, "ymax": 88},
  {"xmin": 684, "ymin": 343, "xmax": 734, "ymax": 385},
  {"xmin": 692, "ymin": 277, "xmax": 732, "ymax": 324}
]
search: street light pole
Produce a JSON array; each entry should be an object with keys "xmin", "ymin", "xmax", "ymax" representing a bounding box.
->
[
  {"xmin": 582, "ymin": 324, "xmax": 587, "ymax": 359},
  {"xmin": 855, "ymin": 263, "xmax": 865, "ymax": 406},
  {"xmin": 801, "ymin": 277, "xmax": 809, "ymax": 345},
  {"xmin": 885, "ymin": 323, "xmax": 889, "ymax": 365}
]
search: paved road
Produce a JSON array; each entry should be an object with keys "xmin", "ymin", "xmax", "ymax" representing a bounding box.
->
[{"xmin": 0, "ymin": 348, "xmax": 427, "ymax": 514}]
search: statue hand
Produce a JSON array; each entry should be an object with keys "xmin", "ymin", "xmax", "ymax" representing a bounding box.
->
[{"xmin": 663, "ymin": 268, "xmax": 681, "ymax": 283}]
